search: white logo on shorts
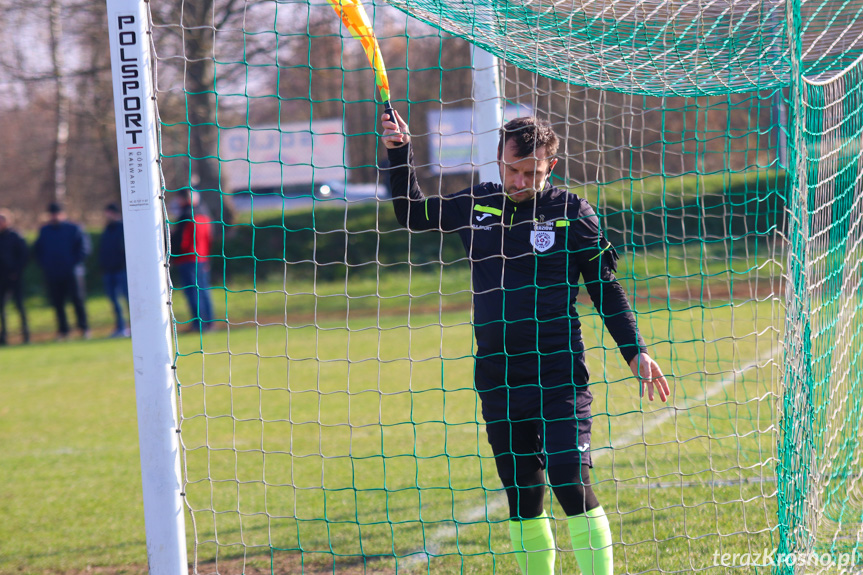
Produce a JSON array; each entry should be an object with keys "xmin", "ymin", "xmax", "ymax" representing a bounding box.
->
[{"xmin": 577, "ymin": 442, "xmax": 590, "ymax": 452}]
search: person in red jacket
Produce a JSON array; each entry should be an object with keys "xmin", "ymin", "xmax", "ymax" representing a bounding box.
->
[{"xmin": 171, "ymin": 189, "xmax": 214, "ymax": 332}]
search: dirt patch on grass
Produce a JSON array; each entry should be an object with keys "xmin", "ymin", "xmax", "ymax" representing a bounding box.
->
[
  {"xmin": 194, "ymin": 554, "xmax": 397, "ymax": 575},
  {"xmin": 44, "ymin": 554, "xmax": 399, "ymax": 575}
]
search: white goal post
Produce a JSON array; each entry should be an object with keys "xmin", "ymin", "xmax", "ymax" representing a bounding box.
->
[{"xmin": 106, "ymin": 1, "xmax": 187, "ymax": 573}]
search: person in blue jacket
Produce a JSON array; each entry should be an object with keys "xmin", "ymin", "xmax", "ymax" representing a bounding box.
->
[
  {"xmin": 0, "ymin": 209, "xmax": 29, "ymax": 345},
  {"xmin": 34, "ymin": 202, "xmax": 91, "ymax": 341},
  {"xmin": 100, "ymin": 203, "xmax": 129, "ymax": 337},
  {"xmin": 381, "ymin": 112, "xmax": 670, "ymax": 575}
]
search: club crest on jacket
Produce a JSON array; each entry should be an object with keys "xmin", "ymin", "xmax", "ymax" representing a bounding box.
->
[{"xmin": 530, "ymin": 221, "xmax": 554, "ymax": 252}]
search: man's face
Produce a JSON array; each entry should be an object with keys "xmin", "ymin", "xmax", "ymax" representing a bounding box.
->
[
  {"xmin": 498, "ymin": 139, "xmax": 557, "ymax": 203},
  {"xmin": 0, "ymin": 216, "xmax": 7, "ymax": 232}
]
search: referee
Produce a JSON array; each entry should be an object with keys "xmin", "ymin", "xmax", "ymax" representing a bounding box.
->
[{"xmin": 381, "ymin": 112, "xmax": 670, "ymax": 575}]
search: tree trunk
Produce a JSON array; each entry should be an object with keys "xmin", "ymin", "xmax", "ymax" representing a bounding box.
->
[
  {"xmin": 45, "ymin": 0, "xmax": 69, "ymax": 205},
  {"xmin": 180, "ymin": 1, "xmax": 235, "ymax": 224}
]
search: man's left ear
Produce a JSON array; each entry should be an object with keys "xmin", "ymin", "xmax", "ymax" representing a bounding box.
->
[{"xmin": 544, "ymin": 158, "xmax": 558, "ymax": 187}]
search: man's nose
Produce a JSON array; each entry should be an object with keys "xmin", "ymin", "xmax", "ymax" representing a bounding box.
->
[{"xmin": 514, "ymin": 173, "xmax": 527, "ymax": 189}]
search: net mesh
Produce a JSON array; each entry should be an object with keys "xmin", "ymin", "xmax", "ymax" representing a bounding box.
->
[
  {"xmin": 386, "ymin": 0, "xmax": 791, "ymax": 96},
  {"xmin": 778, "ymin": 18, "xmax": 863, "ymax": 568},
  {"xmin": 141, "ymin": 0, "xmax": 863, "ymax": 572}
]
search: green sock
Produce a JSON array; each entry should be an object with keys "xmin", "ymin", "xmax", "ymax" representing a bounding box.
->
[
  {"xmin": 508, "ymin": 510, "xmax": 556, "ymax": 575},
  {"xmin": 568, "ymin": 506, "xmax": 613, "ymax": 575}
]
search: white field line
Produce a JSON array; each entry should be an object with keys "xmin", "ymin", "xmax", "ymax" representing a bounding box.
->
[
  {"xmin": 594, "ymin": 347, "xmax": 779, "ymax": 463},
  {"xmin": 400, "ymin": 348, "xmax": 779, "ymax": 569}
]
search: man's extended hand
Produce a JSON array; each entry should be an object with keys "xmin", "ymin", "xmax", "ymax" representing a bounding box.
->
[
  {"xmin": 628, "ymin": 353, "xmax": 670, "ymax": 402},
  {"xmin": 381, "ymin": 108, "xmax": 410, "ymax": 149}
]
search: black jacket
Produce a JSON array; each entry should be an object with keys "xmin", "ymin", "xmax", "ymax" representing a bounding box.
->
[
  {"xmin": 100, "ymin": 221, "xmax": 127, "ymax": 273},
  {"xmin": 388, "ymin": 144, "xmax": 646, "ymax": 387},
  {"xmin": 0, "ymin": 228, "xmax": 28, "ymax": 282},
  {"xmin": 33, "ymin": 221, "xmax": 90, "ymax": 279}
]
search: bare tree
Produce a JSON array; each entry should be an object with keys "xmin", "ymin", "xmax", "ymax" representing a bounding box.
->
[
  {"xmin": 46, "ymin": 0, "xmax": 70, "ymax": 204},
  {"xmin": 0, "ymin": 0, "xmax": 69, "ymax": 207},
  {"xmin": 0, "ymin": 0, "xmax": 121, "ymax": 224},
  {"xmin": 150, "ymin": 0, "xmax": 288, "ymax": 223}
]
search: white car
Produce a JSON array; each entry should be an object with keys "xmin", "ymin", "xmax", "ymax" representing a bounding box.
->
[
  {"xmin": 231, "ymin": 181, "xmax": 389, "ymax": 212},
  {"xmin": 314, "ymin": 180, "xmax": 389, "ymax": 202}
]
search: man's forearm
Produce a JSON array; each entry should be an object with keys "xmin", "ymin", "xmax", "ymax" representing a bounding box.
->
[
  {"xmin": 585, "ymin": 278, "xmax": 647, "ymax": 364},
  {"xmin": 387, "ymin": 143, "xmax": 431, "ymax": 230}
]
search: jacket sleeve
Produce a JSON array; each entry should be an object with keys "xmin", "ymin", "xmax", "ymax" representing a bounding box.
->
[
  {"xmin": 571, "ymin": 200, "xmax": 647, "ymax": 364},
  {"xmin": 194, "ymin": 216, "xmax": 213, "ymax": 259},
  {"xmin": 14, "ymin": 232, "xmax": 29, "ymax": 272},
  {"xmin": 179, "ymin": 218, "xmax": 196, "ymax": 257},
  {"xmin": 77, "ymin": 225, "xmax": 92, "ymax": 262},
  {"xmin": 178, "ymin": 213, "xmax": 213, "ymax": 259},
  {"xmin": 386, "ymin": 143, "xmax": 467, "ymax": 232},
  {"xmin": 33, "ymin": 231, "xmax": 42, "ymax": 262}
]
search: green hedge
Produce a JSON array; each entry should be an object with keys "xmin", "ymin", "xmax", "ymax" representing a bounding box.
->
[
  {"xmin": 590, "ymin": 170, "xmax": 787, "ymax": 251},
  {"xmin": 216, "ymin": 201, "xmax": 467, "ymax": 283},
  {"xmin": 13, "ymin": 170, "xmax": 787, "ymax": 300},
  {"xmin": 212, "ymin": 170, "xmax": 786, "ymax": 283}
]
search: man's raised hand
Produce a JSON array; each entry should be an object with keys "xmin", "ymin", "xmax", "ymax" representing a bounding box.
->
[{"xmin": 381, "ymin": 108, "xmax": 410, "ymax": 149}]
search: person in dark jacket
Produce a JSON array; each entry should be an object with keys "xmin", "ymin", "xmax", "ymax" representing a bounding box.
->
[
  {"xmin": 0, "ymin": 209, "xmax": 29, "ymax": 345},
  {"xmin": 100, "ymin": 203, "xmax": 129, "ymax": 337},
  {"xmin": 381, "ymin": 113, "xmax": 671, "ymax": 575},
  {"xmin": 33, "ymin": 202, "xmax": 91, "ymax": 340}
]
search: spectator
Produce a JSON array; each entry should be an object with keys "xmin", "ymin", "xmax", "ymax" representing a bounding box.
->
[
  {"xmin": 171, "ymin": 189, "xmax": 214, "ymax": 332},
  {"xmin": 0, "ymin": 209, "xmax": 30, "ymax": 345},
  {"xmin": 34, "ymin": 202, "xmax": 91, "ymax": 341},
  {"xmin": 100, "ymin": 203, "xmax": 130, "ymax": 337}
]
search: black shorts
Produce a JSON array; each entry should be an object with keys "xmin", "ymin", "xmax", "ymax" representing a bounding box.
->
[{"xmin": 479, "ymin": 383, "xmax": 594, "ymax": 481}]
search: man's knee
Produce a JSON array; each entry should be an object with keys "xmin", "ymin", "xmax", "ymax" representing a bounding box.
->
[
  {"xmin": 504, "ymin": 468, "xmax": 546, "ymax": 520},
  {"xmin": 548, "ymin": 463, "xmax": 599, "ymax": 516}
]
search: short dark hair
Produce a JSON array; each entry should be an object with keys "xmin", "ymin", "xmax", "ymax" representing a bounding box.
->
[
  {"xmin": 497, "ymin": 117, "xmax": 559, "ymax": 160},
  {"xmin": 105, "ymin": 203, "xmax": 121, "ymax": 214},
  {"xmin": 48, "ymin": 202, "xmax": 64, "ymax": 214}
]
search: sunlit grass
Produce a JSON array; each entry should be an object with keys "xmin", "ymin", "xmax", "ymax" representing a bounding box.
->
[{"xmin": 1, "ymin": 268, "xmax": 784, "ymax": 573}]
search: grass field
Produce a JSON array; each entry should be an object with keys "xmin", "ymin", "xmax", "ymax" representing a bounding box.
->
[{"xmin": 0, "ymin": 259, "xmax": 784, "ymax": 574}]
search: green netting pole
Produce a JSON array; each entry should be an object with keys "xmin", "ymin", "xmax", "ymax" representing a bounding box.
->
[{"xmin": 777, "ymin": 0, "xmax": 815, "ymax": 571}]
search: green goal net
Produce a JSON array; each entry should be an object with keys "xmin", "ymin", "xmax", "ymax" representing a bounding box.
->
[{"xmin": 136, "ymin": 0, "xmax": 863, "ymax": 572}]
